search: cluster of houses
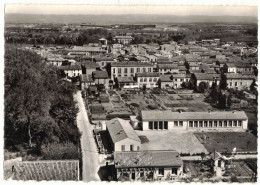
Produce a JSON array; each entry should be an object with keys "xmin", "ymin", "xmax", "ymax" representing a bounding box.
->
[{"xmin": 28, "ymin": 35, "xmax": 256, "ymax": 182}]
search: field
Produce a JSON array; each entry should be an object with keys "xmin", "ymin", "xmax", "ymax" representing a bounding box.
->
[
  {"xmin": 194, "ymin": 132, "xmax": 257, "ymax": 153},
  {"xmin": 136, "ymin": 130, "xmax": 208, "ymax": 154},
  {"xmin": 13, "ymin": 160, "xmax": 79, "ymax": 181}
]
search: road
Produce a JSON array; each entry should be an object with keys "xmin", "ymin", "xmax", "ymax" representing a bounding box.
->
[{"xmin": 75, "ymin": 91, "xmax": 100, "ymax": 182}]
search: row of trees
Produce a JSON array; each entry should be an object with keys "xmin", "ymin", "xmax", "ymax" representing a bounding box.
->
[{"xmin": 5, "ymin": 45, "xmax": 81, "ymax": 158}]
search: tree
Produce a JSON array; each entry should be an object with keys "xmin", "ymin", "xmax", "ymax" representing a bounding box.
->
[
  {"xmin": 200, "ymin": 152, "xmax": 206, "ymax": 164},
  {"xmin": 227, "ymin": 94, "xmax": 232, "ymax": 108},
  {"xmin": 219, "ymin": 72, "xmax": 228, "ymax": 90},
  {"xmin": 221, "ymin": 64, "xmax": 228, "ymax": 73},
  {"xmin": 198, "ymin": 82, "xmax": 208, "ymax": 93},
  {"xmin": 250, "ymin": 79, "xmax": 256, "ymax": 92}
]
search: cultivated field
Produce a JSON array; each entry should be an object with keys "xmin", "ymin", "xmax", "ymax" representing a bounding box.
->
[
  {"xmin": 194, "ymin": 132, "xmax": 257, "ymax": 153},
  {"xmin": 13, "ymin": 160, "xmax": 79, "ymax": 181},
  {"xmin": 136, "ymin": 130, "xmax": 208, "ymax": 154}
]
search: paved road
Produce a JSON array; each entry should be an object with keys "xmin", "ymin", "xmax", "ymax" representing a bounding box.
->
[{"xmin": 75, "ymin": 91, "xmax": 100, "ymax": 182}]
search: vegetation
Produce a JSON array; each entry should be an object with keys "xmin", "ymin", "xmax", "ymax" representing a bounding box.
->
[{"xmin": 4, "ymin": 45, "xmax": 80, "ymax": 159}]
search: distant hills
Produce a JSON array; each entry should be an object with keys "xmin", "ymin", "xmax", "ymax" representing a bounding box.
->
[{"xmin": 5, "ymin": 13, "xmax": 258, "ymax": 24}]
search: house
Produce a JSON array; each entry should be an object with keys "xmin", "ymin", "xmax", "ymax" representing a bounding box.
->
[
  {"xmin": 159, "ymin": 75, "xmax": 173, "ymax": 89},
  {"xmin": 171, "ymin": 74, "xmax": 190, "ymax": 89},
  {"xmin": 226, "ymin": 73, "xmax": 255, "ymax": 90},
  {"xmin": 111, "ymin": 62, "xmax": 153, "ymax": 81},
  {"xmin": 70, "ymin": 46, "xmax": 107, "ymax": 56},
  {"xmin": 114, "ymin": 150, "xmax": 183, "ymax": 181},
  {"xmin": 114, "ymin": 36, "xmax": 134, "ymax": 45},
  {"xmin": 78, "ymin": 61, "xmax": 99, "ymax": 75},
  {"xmin": 95, "ymin": 56, "xmax": 116, "ymax": 67},
  {"xmin": 136, "ymin": 72, "xmax": 159, "ymax": 88},
  {"xmin": 117, "ymin": 77, "xmax": 137, "ymax": 88},
  {"xmin": 227, "ymin": 63, "xmax": 237, "ymax": 73},
  {"xmin": 58, "ymin": 64, "xmax": 82, "ymax": 77},
  {"xmin": 106, "ymin": 118, "xmax": 141, "ymax": 152},
  {"xmin": 80, "ymin": 74, "xmax": 94, "ymax": 90},
  {"xmin": 92, "ymin": 70, "xmax": 109, "ymax": 89},
  {"xmin": 189, "ymin": 63, "xmax": 200, "ymax": 71},
  {"xmin": 157, "ymin": 64, "xmax": 179, "ymax": 75},
  {"xmin": 191, "ymin": 73, "xmax": 220, "ymax": 86},
  {"xmin": 46, "ymin": 56, "xmax": 66, "ymax": 66},
  {"xmin": 141, "ymin": 110, "xmax": 248, "ymax": 131}
]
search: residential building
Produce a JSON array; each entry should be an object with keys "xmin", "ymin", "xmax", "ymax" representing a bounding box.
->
[
  {"xmin": 80, "ymin": 74, "xmax": 94, "ymax": 90},
  {"xmin": 69, "ymin": 46, "xmax": 107, "ymax": 56},
  {"xmin": 226, "ymin": 73, "xmax": 255, "ymax": 90},
  {"xmin": 114, "ymin": 150, "xmax": 183, "ymax": 181},
  {"xmin": 136, "ymin": 72, "xmax": 159, "ymax": 88},
  {"xmin": 157, "ymin": 64, "xmax": 179, "ymax": 75},
  {"xmin": 171, "ymin": 74, "xmax": 190, "ymax": 89},
  {"xmin": 159, "ymin": 75, "xmax": 173, "ymax": 89},
  {"xmin": 106, "ymin": 118, "xmax": 141, "ymax": 152},
  {"xmin": 111, "ymin": 62, "xmax": 153, "ymax": 81},
  {"xmin": 46, "ymin": 57, "xmax": 66, "ymax": 66},
  {"xmin": 191, "ymin": 73, "xmax": 220, "ymax": 86},
  {"xmin": 117, "ymin": 77, "xmax": 137, "ymax": 88},
  {"xmin": 92, "ymin": 70, "xmax": 109, "ymax": 88},
  {"xmin": 57, "ymin": 64, "xmax": 82, "ymax": 77},
  {"xmin": 141, "ymin": 110, "xmax": 248, "ymax": 131},
  {"xmin": 114, "ymin": 36, "xmax": 134, "ymax": 45}
]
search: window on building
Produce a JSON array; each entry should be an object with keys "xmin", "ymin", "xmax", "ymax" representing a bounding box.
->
[
  {"xmin": 144, "ymin": 78, "xmax": 147, "ymax": 82},
  {"xmin": 229, "ymin": 121, "xmax": 232, "ymax": 127},
  {"xmin": 180, "ymin": 79, "xmax": 183, "ymax": 82},
  {"xmin": 199, "ymin": 121, "xmax": 203, "ymax": 127},
  {"xmin": 240, "ymin": 82, "xmax": 242, "ymax": 86},
  {"xmin": 174, "ymin": 121, "xmax": 178, "ymax": 126},
  {"xmin": 130, "ymin": 145, "xmax": 134, "ymax": 151},
  {"xmin": 230, "ymin": 82, "xmax": 232, "ymax": 86},
  {"xmin": 153, "ymin": 78, "xmax": 157, "ymax": 82},
  {"xmin": 172, "ymin": 168, "xmax": 178, "ymax": 175},
  {"xmin": 233, "ymin": 120, "xmax": 237, "ymax": 127},
  {"xmin": 194, "ymin": 121, "xmax": 198, "ymax": 127},
  {"xmin": 124, "ymin": 68, "xmax": 128, "ymax": 73},
  {"xmin": 235, "ymin": 82, "xmax": 238, "ymax": 87},
  {"xmin": 149, "ymin": 78, "xmax": 152, "ymax": 82},
  {"xmin": 164, "ymin": 121, "xmax": 168, "ymax": 129},
  {"xmin": 238, "ymin": 121, "xmax": 242, "ymax": 127},
  {"xmin": 159, "ymin": 121, "xmax": 163, "ymax": 129},
  {"xmin": 143, "ymin": 68, "xmax": 146, "ymax": 73},
  {"xmin": 158, "ymin": 168, "xmax": 164, "ymax": 175},
  {"xmin": 148, "ymin": 68, "xmax": 152, "ymax": 72},
  {"xmin": 219, "ymin": 121, "xmax": 223, "ymax": 127},
  {"xmin": 137, "ymin": 146, "xmax": 140, "ymax": 151},
  {"xmin": 204, "ymin": 121, "xmax": 208, "ymax": 127},
  {"xmin": 149, "ymin": 121, "xmax": 153, "ymax": 130},
  {"xmin": 214, "ymin": 121, "xmax": 218, "ymax": 127},
  {"xmin": 140, "ymin": 78, "xmax": 143, "ymax": 82},
  {"xmin": 189, "ymin": 121, "xmax": 193, "ymax": 127},
  {"xmin": 118, "ymin": 68, "xmax": 121, "ymax": 73},
  {"xmin": 137, "ymin": 68, "xmax": 140, "ymax": 72},
  {"xmin": 121, "ymin": 145, "xmax": 125, "ymax": 151},
  {"xmin": 209, "ymin": 121, "xmax": 213, "ymax": 127},
  {"xmin": 154, "ymin": 121, "xmax": 158, "ymax": 129},
  {"xmin": 175, "ymin": 79, "xmax": 178, "ymax": 82},
  {"xmin": 130, "ymin": 68, "xmax": 134, "ymax": 73},
  {"xmin": 179, "ymin": 121, "xmax": 183, "ymax": 127},
  {"xmin": 224, "ymin": 121, "xmax": 227, "ymax": 127},
  {"xmin": 113, "ymin": 68, "xmax": 116, "ymax": 73}
]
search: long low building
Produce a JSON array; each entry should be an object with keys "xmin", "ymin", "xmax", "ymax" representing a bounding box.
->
[
  {"xmin": 114, "ymin": 150, "xmax": 183, "ymax": 181},
  {"xmin": 141, "ymin": 110, "xmax": 248, "ymax": 131}
]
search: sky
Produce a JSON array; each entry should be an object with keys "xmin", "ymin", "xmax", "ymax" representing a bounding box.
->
[{"xmin": 4, "ymin": 2, "xmax": 258, "ymax": 17}]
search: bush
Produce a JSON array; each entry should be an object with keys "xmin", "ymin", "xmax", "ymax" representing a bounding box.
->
[
  {"xmin": 41, "ymin": 142, "xmax": 80, "ymax": 160},
  {"xmin": 130, "ymin": 103, "xmax": 139, "ymax": 107}
]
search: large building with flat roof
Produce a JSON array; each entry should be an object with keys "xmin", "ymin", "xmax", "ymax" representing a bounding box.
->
[{"xmin": 141, "ymin": 110, "xmax": 248, "ymax": 131}]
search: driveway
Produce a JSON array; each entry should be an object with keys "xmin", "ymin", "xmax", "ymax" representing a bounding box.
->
[{"xmin": 75, "ymin": 91, "xmax": 100, "ymax": 182}]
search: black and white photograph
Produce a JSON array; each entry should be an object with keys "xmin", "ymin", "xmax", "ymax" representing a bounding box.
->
[{"xmin": 2, "ymin": 0, "xmax": 259, "ymax": 183}]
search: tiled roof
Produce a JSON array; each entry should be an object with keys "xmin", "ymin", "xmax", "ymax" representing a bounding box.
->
[
  {"xmin": 80, "ymin": 74, "xmax": 94, "ymax": 82},
  {"xmin": 78, "ymin": 61, "xmax": 99, "ymax": 68},
  {"xmin": 58, "ymin": 64, "xmax": 81, "ymax": 70},
  {"xmin": 158, "ymin": 64, "xmax": 178, "ymax": 69},
  {"xmin": 136, "ymin": 72, "xmax": 159, "ymax": 77},
  {"xmin": 117, "ymin": 77, "xmax": 135, "ymax": 83},
  {"xmin": 92, "ymin": 70, "xmax": 109, "ymax": 79},
  {"xmin": 159, "ymin": 75, "xmax": 172, "ymax": 82},
  {"xmin": 193, "ymin": 73, "xmax": 220, "ymax": 80},
  {"xmin": 106, "ymin": 118, "xmax": 141, "ymax": 143},
  {"xmin": 71, "ymin": 46, "xmax": 106, "ymax": 52},
  {"xmin": 141, "ymin": 110, "xmax": 248, "ymax": 121},
  {"xmin": 114, "ymin": 150, "xmax": 183, "ymax": 168},
  {"xmin": 111, "ymin": 61, "xmax": 153, "ymax": 67},
  {"xmin": 226, "ymin": 73, "xmax": 255, "ymax": 80},
  {"xmin": 114, "ymin": 36, "xmax": 133, "ymax": 39}
]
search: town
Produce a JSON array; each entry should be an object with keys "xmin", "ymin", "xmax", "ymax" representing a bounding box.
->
[{"xmin": 4, "ymin": 12, "xmax": 258, "ymax": 183}]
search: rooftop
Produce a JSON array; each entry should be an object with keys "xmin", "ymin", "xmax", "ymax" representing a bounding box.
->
[
  {"xmin": 117, "ymin": 77, "xmax": 136, "ymax": 83},
  {"xmin": 106, "ymin": 118, "xmax": 141, "ymax": 143},
  {"xmin": 158, "ymin": 64, "xmax": 178, "ymax": 69},
  {"xmin": 114, "ymin": 150, "xmax": 182, "ymax": 168},
  {"xmin": 57, "ymin": 64, "xmax": 81, "ymax": 71},
  {"xmin": 111, "ymin": 61, "xmax": 153, "ymax": 67},
  {"xmin": 80, "ymin": 74, "xmax": 94, "ymax": 82},
  {"xmin": 92, "ymin": 70, "xmax": 109, "ymax": 79},
  {"xmin": 136, "ymin": 72, "xmax": 159, "ymax": 77},
  {"xmin": 141, "ymin": 110, "xmax": 248, "ymax": 121},
  {"xmin": 226, "ymin": 73, "xmax": 255, "ymax": 79}
]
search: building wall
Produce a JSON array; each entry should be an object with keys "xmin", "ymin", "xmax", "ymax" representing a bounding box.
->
[
  {"xmin": 81, "ymin": 82, "xmax": 95, "ymax": 90},
  {"xmin": 197, "ymin": 79, "xmax": 220, "ymax": 86},
  {"xmin": 115, "ymin": 138, "xmax": 141, "ymax": 152},
  {"xmin": 227, "ymin": 79, "xmax": 253, "ymax": 90},
  {"xmin": 228, "ymin": 67, "xmax": 237, "ymax": 73},
  {"xmin": 111, "ymin": 66, "xmax": 153, "ymax": 81},
  {"xmin": 65, "ymin": 69, "xmax": 82, "ymax": 77},
  {"xmin": 137, "ymin": 77, "xmax": 159, "ymax": 88},
  {"xmin": 158, "ymin": 68, "xmax": 179, "ymax": 75},
  {"xmin": 161, "ymin": 81, "xmax": 173, "ymax": 89},
  {"xmin": 95, "ymin": 79, "xmax": 109, "ymax": 88},
  {"xmin": 172, "ymin": 78, "xmax": 189, "ymax": 88}
]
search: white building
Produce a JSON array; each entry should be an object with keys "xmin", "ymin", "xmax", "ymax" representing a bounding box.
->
[
  {"xmin": 58, "ymin": 64, "xmax": 82, "ymax": 77},
  {"xmin": 106, "ymin": 118, "xmax": 141, "ymax": 152},
  {"xmin": 141, "ymin": 110, "xmax": 248, "ymax": 131},
  {"xmin": 136, "ymin": 72, "xmax": 159, "ymax": 88}
]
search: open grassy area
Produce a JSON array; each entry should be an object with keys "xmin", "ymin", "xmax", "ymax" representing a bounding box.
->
[
  {"xmin": 194, "ymin": 132, "xmax": 257, "ymax": 153},
  {"xmin": 136, "ymin": 130, "xmax": 208, "ymax": 155}
]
